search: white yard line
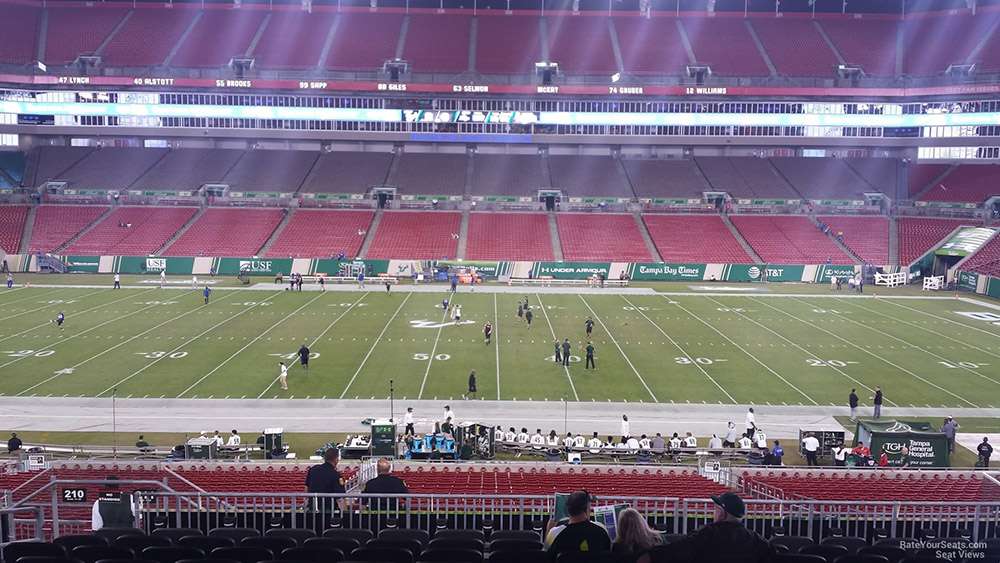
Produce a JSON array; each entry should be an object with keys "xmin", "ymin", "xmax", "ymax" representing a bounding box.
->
[
  {"xmin": 885, "ymin": 298, "xmax": 1000, "ymax": 341},
  {"xmin": 494, "ymin": 292, "xmax": 501, "ymax": 401},
  {"xmin": 0, "ymin": 287, "xmax": 64, "ymax": 307},
  {"xmin": 666, "ymin": 296, "xmax": 818, "ymax": 405},
  {"xmin": 840, "ymin": 298, "xmax": 1000, "ymax": 361},
  {"xmin": 0, "ymin": 293, "xmax": 168, "ymax": 372},
  {"xmin": 702, "ymin": 295, "xmax": 882, "ymax": 403},
  {"xmin": 621, "ymin": 296, "xmax": 736, "ymax": 404},
  {"xmin": 17, "ymin": 290, "xmax": 206, "ymax": 395},
  {"xmin": 257, "ymin": 293, "xmax": 368, "ymax": 399},
  {"xmin": 535, "ymin": 293, "xmax": 579, "ymax": 402},
  {"xmin": 417, "ymin": 292, "xmax": 456, "ymax": 400},
  {"xmin": 753, "ymin": 297, "xmax": 978, "ymax": 407},
  {"xmin": 96, "ymin": 292, "xmax": 283, "ymax": 397},
  {"xmin": 814, "ymin": 297, "xmax": 1000, "ymax": 387},
  {"xmin": 0, "ymin": 288, "xmax": 118, "ymax": 337},
  {"xmin": 340, "ymin": 292, "xmax": 412, "ymax": 399},
  {"xmin": 179, "ymin": 292, "xmax": 327, "ymax": 397},
  {"xmin": 578, "ymin": 294, "xmax": 657, "ymax": 402}
]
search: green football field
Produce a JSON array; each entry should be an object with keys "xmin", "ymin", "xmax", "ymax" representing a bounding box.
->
[{"xmin": 0, "ymin": 282, "xmax": 999, "ymax": 408}]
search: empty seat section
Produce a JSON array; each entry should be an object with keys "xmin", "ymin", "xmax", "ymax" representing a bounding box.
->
[
  {"xmin": 742, "ymin": 473, "xmax": 983, "ymax": 502},
  {"xmin": 971, "ymin": 21, "xmax": 1000, "ymax": 72},
  {"xmin": 731, "ymin": 215, "xmax": 853, "ymax": 264},
  {"xmin": 845, "ymin": 158, "xmax": 899, "ymax": 194},
  {"xmin": 27, "ymin": 147, "xmax": 94, "ymax": 186},
  {"xmin": 252, "ymin": 11, "xmax": 334, "ymax": 69},
  {"xmin": 907, "ymin": 164, "xmax": 951, "ymax": 198},
  {"xmin": 818, "ymin": 216, "xmax": 889, "ymax": 264},
  {"xmin": 961, "ymin": 236, "xmax": 1000, "ymax": 278},
  {"xmin": 556, "ymin": 214, "xmax": 651, "ymax": 261},
  {"xmin": 135, "ymin": 149, "xmax": 245, "ymax": 191},
  {"xmin": 0, "ymin": 206, "xmax": 29, "ymax": 253},
  {"xmin": 101, "ymin": 7, "xmax": 196, "ymax": 66},
  {"xmin": 28, "ymin": 205, "xmax": 108, "ymax": 253},
  {"xmin": 904, "ymin": 14, "xmax": 997, "ymax": 76},
  {"xmin": 67, "ymin": 206, "xmax": 197, "ymax": 256},
  {"xmin": 820, "ymin": 19, "xmax": 899, "ymax": 77},
  {"xmin": 404, "ymin": 15, "xmax": 471, "ymax": 73},
  {"xmin": 476, "ymin": 16, "xmax": 540, "ymax": 74},
  {"xmin": 61, "ymin": 148, "xmax": 169, "ymax": 190},
  {"xmin": 0, "ymin": 152, "xmax": 26, "ymax": 187},
  {"xmin": 265, "ymin": 210, "xmax": 373, "ymax": 258},
  {"xmin": 622, "ymin": 158, "xmax": 707, "ymax": 199},
  {"xmin": 547, "ymin": 17, "xmax": 617, "ymax": 74},
  {"xmin": 614, "ymin": 17, "xmax": 687, "ymax": 75},
  {"xmin": 549, "ymin": 156, "xmax": 632, "ymax": 198},
  {"xmin": 326, "ymin": 13, "xmax": 403, "ymax": 70},
  {"xmin": 366, "ymin": 212, "xmax": 461, "ymax": 259},
  {"xmin": 918, "ymin": 165, "xmax": 1000, "ymax": 203},
  {"xmin": 165, "ymin": 208, "xmax": 284, "ymax": 257},
  {"xmin": 681, "ymin": 17, "xmax": 769, "ymax": 76},
  {"xmin": 223, "ymin": 151, "xmax": 318, "ymax": 193},
  {"xmin": 44, "ymin": 8, "xmax": 127, "ymax": 64},
  {"xmin": 896, "ymin": 218, "xmax": 970, "ymax": 266},
  {"xmin": 299, "ymin": 152, "xmax": 391, "ymax": 194},
  {"xmin": 171, "ymin": 10, "xmax": 266, "ymax": 67},
  {"xmin": 769, "ymin": 158, "xmax": 869, "ymax": 199},
  {"xmin": 465, "ymin": 213, "xmax": 553, "ymax": 261},
  {"xmin": 470, "ymin": 154, "xmax": 543, "ymax": 197},
  {"xmin": 0, "ymin": 5, "xmax": 40, "ymax": 64},
  {"xmin": 751, "ymin": 19, "xmax": 837, "ymax": 76},
  {"xmin": 643, "ymin": 214, "xmax": 752, "ymax": 263},
  {"xmin": 395, "ymin": 153, "xmax": 467, "ymax": 196},
  {"xmin": 725, "ymin": 158, "xmax": 799, "ymax": 199}
]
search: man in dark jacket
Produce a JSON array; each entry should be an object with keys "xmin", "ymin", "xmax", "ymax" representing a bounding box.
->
[
  {"xmin": 848, "ymin": 389, "xmax": 859, "ymax": 420},
  {"xmin": 670, "ymin": 492, "xmax": 773, "ymax": 563},
  {"xmin": 979, "ymin": 437, "xmax": 994, "ymax": 468},
  {"xmin": 363, "ymin": 459, "xmax": 409, "ymax": 510},
  {"xmin": 872, "ymin": 387, "xmax": 884, "ymax": 419}
]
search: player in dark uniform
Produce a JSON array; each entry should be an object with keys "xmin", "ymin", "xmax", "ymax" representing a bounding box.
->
[
  {"xmin": 483, "ymin": 322, "xmax": 493, "ymax": 344},
  {"xmin": 524, "ymin": 308, "xmax": 533, "ymax": 329},
  {"xmin": 298, "ymin": 344, "xmax": 310, "ymax": 371},
  {"xmin": 202, "ymin": 286, "xmax": 211, "ymax": 304},
  {"xmin": 554, "ymin": 341, "xmax": 562, "ymax": 364},
  {"xmin": 561, "ymin": 339, "xmax": 571, "ymax": 367},
  {"xmin": 54, "ymin": 312, "xmax": 65, "ymax": 331},
  {"xmin": 517, "ymin": 302, "xmax": 524, "ymax": 319},
  {"xmin": 585, "ymin": 317, "xmax": 594, "ymax": 338},
  {"xmin": 306, "ymin": 448, "xmax": 346, "ymax": 518},
  {"xmin": 467, "ymin": 370, "xmax": 477, "ymax": 398},
  {"xmin": 585, "ymin": 342, "xmax": 596, "ymax": 369}
]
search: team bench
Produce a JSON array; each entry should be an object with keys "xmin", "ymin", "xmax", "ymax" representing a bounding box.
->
[
  {"xmin": 276, "ymin": 274, "xmax": 399, "ymax": 285},
  {"xmin": 507, "ymin": 277, "xmax": 629, "ymax": 287}
]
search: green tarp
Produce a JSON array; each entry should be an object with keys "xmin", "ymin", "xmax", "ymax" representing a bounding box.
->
[
  {"xmin": 65, "ymin": 256, "xmax": 100, "ymax": 273},
  {"xmin": 855, "ymin": 420, "xmax": 950, "ymax": 468},
  {"xmin": 958, "ymin": 271, "xmax": 980, "ymax": 292}
]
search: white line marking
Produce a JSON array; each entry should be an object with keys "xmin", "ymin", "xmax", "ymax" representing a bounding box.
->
[
  {"xmin": 754, "ymin": 297, "xmax": 977, "ymax": 407},
  {"xmin": 669, "ymin": 296, "xmax": 818, "ymax": 405},
  {"xmin": 622, "ymin": 295, "xmax": 735, "ymax": 403},
  {"xmin": 0, "ymin": 288, "xmax": 134, "ymax": 344},
  {"xmin": 341, "ymin": 292, "xmax": 412, "ymax": 399},
  {"xmin": 879, "ymin": 298, "xmax": 1000, "ymax": 342},
  {"xmin": 95, "ymin": 292, "xmax": 283, "ymax": 396},
  {"xmin": 257, "ymin": 292, "xmax": 367, "ymax": 398},
  {"xmin": 180, "ymin": 292, "xmax": 327, "ymax": 397},
  {"xmin": 535, "ymin": 293, "xmax": 579, "ymax": 401},
  {"xmin": 0, "ymin": 287, "xmax": 65, "ymax": 308},
  {"xmin": 579, "ymin": 294, "xmax": 657, "ymax": 402},
  {"xmin": 418, "ymin": 292, "xmax": 454, "ymax": 399},
  {"xmin": 494, "ymin": 292, "xmax": 501, "ymax": 401}
]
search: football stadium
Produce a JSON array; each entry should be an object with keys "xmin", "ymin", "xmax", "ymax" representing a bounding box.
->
[{"xmin": 3, "ymin": 0, "xmax": 1000, "ymax": 560}]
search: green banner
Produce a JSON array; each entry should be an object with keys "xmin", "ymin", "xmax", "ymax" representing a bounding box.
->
[
  {"xmin": 436, "ymin": 260, "xmax": 503, "ymax": 278},
  {"xmin": 985, "ymin": 276, "xmax": 1000, "ymax": 299},
  {"xmin": 213, "ymin": 258, "xmax": 294, "ymax": 276},
  {"xmin": 813, "ymin": 265, "xmax": 857, "ymax": 283},
  {"xmin": 531, "ymin": 262, "xmax": 610, "ymax": 279},
  {"xmin": 65, "ymin": 256, "xmax": 100, "ymax": 273},
  {"xmin": 312, "ymin": 259, "xmax": 390, "ymax": 277},
  {"xmin": 722, "ymin": 264, "xmax": 803, "ymax": 282},
  {"xmin": 630, "ymin": 263, "xmax": 705, "ymax": 281},
  {"xmin": 935, "ymin": 227, "xmax": 996, "ymax": 257},
  {"xmin": 958, "ymin": 271, "xmax": 980, "ymax": 292},
  {"xmin": 856, "ymin": 420, "xmax": 950, "ymax": 468},
  {"xmin": 116, "ymin": 256, "xmax": 195, "ymax": 275}
]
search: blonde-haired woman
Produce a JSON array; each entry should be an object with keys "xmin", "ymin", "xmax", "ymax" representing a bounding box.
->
[{"xmin": 613, "ymin": 508, "xmax": 662, "ymax": 563}]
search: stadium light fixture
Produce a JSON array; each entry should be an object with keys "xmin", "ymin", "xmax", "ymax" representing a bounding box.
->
[
  {"xmin": 946, "ymin": 64, "xmax": 976, "ymax": 79},
  {"xmin": 535, "ymin": 61, "xmax": 559, "ymax": 85},
  {"xmin": 383, "ymin": 58, "xmax": 409, "ymax": 82}
]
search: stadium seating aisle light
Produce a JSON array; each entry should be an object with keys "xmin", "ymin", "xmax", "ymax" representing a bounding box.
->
[{"xmin": 535, "ymin": 62, "xmax": 559, "ymax": 86}]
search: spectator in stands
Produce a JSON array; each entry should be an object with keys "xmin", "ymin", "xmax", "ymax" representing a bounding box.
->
[
  {"xmin": 852, "ymin": 441, "xmax": 871, "ymax": 463},
  {"xmin": 723, "ymin": 422, "xmax": 738, "ymax": 448},
  {"xmin": 545, "ymin": 491, "xmax": 611, "ymax": 561},
  {"xmin": 362, "ymin": 459, "xmax": 409, "ymax": 510},
  {"xmin": 651, "ymin": 433, "xmax": 665, "ymax": 452},
  {"xmin": 7, "ymin": 432, "xmax": 22, "ymax": 454},
  {"xmin": 802, "ymin": 433, "xmax": 820, "ymax": 466},
  {"xmin": 978, "ymin": 437, "xmax": 993, "ymax": 468},
  {"xmin": 878, "ymin": 452, "xmax": 890, "ymax": 467},
  {"xmin": 708, "ymin": 434, "xmax": 722, "ymax": 449},
  {"xmin": 941, "ymin": 416, "xmax": 959, "ymax": 453},
  {"xmin": 612, "ymin": 508, "xmax": 662, "ymax": 563},
  {"xmin": 91, "ymin": 475, "xmax": 136, "ymax": 531},
  {"xmin": 658, "ymin": 493, "xmax": 772, "ymax": 563},
  {"xmin": 306, "ymin": 448, "xmax": 346, "ymax": 514}
]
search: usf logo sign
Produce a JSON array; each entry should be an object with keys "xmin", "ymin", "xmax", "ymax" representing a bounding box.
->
[
  {"xmin": 146, "ymin": 258, "xmax": 167, "ymax": 272},
  {"xmin": 239, "ymin": 260, "xmax": 274, "ymax": 273}
]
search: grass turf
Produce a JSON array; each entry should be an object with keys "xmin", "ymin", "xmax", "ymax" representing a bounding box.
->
[{"xmin": 0, "ymin": 284, "xmax": 998, "ymax": 407}]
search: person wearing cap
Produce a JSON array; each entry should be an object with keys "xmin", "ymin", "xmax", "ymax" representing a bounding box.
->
[
  {"xmin": 306, "ymin": 448, "xmax": 346, "ymax": 515},
  {"xmin": 940, "ymin": 417, "xmax": 959, "ymax": 454},
  {"xmin": 91, "ymin": 475, "xmax": 136, "ymax": 531},
  {"xmin": 665, "ymin": 492, "xmax": 773, "ymax": 563},
  {"xmin": 545, "ymin": 490, "xmax": 611, "ymax": 562},
  {"xmin": 978, "ymin": 437, "xmax": 993, "ymax": 468}
]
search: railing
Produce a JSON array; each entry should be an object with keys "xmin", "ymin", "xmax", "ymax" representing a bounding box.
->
[{"xmin": 0, "ymin": 505, "xmax": 45, "ymax": 545}]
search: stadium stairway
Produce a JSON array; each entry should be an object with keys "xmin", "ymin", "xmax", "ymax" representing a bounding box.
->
[
  {"xmin": 153, "ymin": 206, "xmax": 206, "ymax": 256},
  {"xmin": 92, "ymin": 9, "xmax": 134, "ymax": 59},
  {"xmin": 810, "ymin": 215, "xmax": 862, "ymax": 263},
  {"xmin": 257, "ymin": 208, "xmax": 294, "ymax": 257},
  {"xmin": 547, "ymin": 212, "xmax": 564, "ymax": 261},
  {"xmin": 357, "ymin": 208, "xmax": 383, "ymax": 259},
  {"xmin": 52, "ymin": 206, "xmax": 115, "ymax": 254},
  {"xmin": 721, "ymin": 214, "xmax": 763, "ymax": 264},
  {"xmin": 912, "ymin": 165, "xmax": 958, "ymax": 201},
  {"xmin": 744, "ymin": 20, "xmax": 777, "ymax": 77},
  {"xmin": 16, "ymin": 205, "xmax": 36, "ymax": 253},
  {"xmin": 457, "ymin": 210, "xmax": 469, "ymax": 260},
  {"xmin": 888, "ymin": 216, "xmax": 899, "ymax": 266},
  {"xmin": 633, "ymin": 211, "xmax": 662, "ymax": 262}
]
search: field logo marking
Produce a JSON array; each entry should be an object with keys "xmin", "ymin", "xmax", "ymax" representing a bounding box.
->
[
  {"xmin": 340, "ymin": 292, "xmax": 412, "ymax": 399},
  {"xmin": 417, "ymin": 292, "xmax": 457, "ymax": 399},
  {"xmin": 410, "ymin": 319, "xmax": 475, "ymax": 329}
]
